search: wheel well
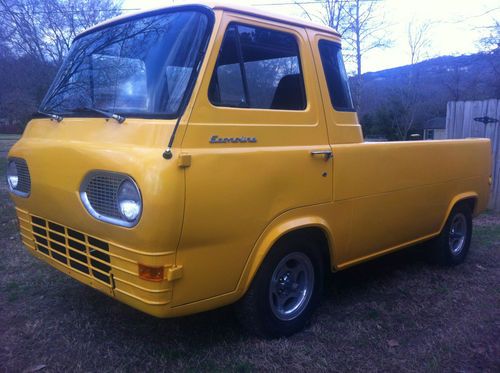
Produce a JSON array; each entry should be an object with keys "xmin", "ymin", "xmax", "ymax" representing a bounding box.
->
[
  {"xmin": 273, "ymin": 227, "xmax": 332, "ymax": 273},
  {"xmin": 455, "ymin": 197, "xmax": 477, "ymax": 214}
]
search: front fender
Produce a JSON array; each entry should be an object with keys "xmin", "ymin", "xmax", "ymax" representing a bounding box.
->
[{"xmin": 234, "ymin": 204, "xmax": 341, "ymax": 297}]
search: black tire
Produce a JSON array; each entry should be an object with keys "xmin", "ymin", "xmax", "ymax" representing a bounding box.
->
[
  {"xmin": 235, "ymin": 237, "xmax": 324, "ymax": 338},
  {"xmin": 429, "ymin": 203, "xmax": 472, "ymax": 266}
]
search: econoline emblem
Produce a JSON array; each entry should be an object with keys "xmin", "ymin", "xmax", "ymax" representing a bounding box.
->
[{"xmin": 209, "ymin": 135, "xmax": 257, "ymax": 144}]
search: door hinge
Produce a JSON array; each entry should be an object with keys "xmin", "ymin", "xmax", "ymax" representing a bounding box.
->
[
  {"xmin": 177, "ymin": 153, "xmax": 191, "ymax": 168},
  {"xmin": 167, "ymin": 265, "xmax": 183, "ymax": 281}
]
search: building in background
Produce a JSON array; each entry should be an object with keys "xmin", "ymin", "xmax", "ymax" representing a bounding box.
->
[{"xmin": 422, "ymin": 117, "xmax": 447, "ymax": 140}]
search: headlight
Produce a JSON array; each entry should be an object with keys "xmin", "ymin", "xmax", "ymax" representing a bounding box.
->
[
  {"xmin": 80, "ymin": 172, "xmax": 142, "ymax": 227},
  {"xmin": 117, "ymin": 179, "xmax": 142, "ymax": 222},
  {"xmin": 6, "ymin": 158, "xmax": 31, "ymax": 197},
  {"xmin": 7, "ymin": 160, "xmax": 19, "ymax": 189}
]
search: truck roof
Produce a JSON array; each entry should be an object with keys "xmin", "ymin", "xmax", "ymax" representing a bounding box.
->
[{"xmin": 76, "ymin": 2, "xmax": 340, "ymax": 40}]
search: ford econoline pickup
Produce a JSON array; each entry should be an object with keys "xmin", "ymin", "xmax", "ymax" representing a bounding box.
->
[{"xmin": 7, "ymin": 3, "xmax": 491, "ymax": 337}]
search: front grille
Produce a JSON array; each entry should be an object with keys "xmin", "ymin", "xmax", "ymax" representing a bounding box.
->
[
  {"xmin": 84, "ymin": 173, "xmax": 126, "ymax": 219},
  {"xmin": 31, "ymin": 216, "xmax": 112, "ymax": 285},
  {"xmin": 15, "ymin": 159, "xmax": 31, "ymax": 194},
  {"xmin": 11, "ymin": 158, "xmax": 31, "ymax": 195}
]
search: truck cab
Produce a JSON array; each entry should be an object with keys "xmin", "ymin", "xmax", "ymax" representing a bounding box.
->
[{"xmin": 7, "ymin": 3, "xmax": 491, "ymax": 337}]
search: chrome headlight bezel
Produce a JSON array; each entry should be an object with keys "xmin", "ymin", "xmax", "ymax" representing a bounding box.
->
[
  {"xmin": 7, "ymin": 160, "xmax": 19, "ymax": 189},
  {"xmin": 80, "ymin": 171, "xmax": 142, "ymax": 228},
  {"xmin": 6, "ymin": 158, "xmax": 31, "ymax": 198}
]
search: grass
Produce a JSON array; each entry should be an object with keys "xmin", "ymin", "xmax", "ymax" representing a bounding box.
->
[
  {"xmin": 475, "ymin": 226, "xmax": 500, "ymax": 246},
  {"xmin": 0, "ymin": 134, "xmax": 21, "ymax": 140},
  {"xmin": 0, "ymin": 158, "xmax": 6, "ymax": 178},
  {"xmin": 0, "ymin": 136, "xmax": 499, "ymax": 372},
  {"xmin": 0, "ymin": 136, "xmax": 17, "ymax": 176}
]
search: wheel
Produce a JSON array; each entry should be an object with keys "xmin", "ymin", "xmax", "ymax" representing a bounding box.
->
[
  {"xmin": 429, "ymin": 203, "xmax": 472, "ymax": 266},
  {"xmin": 236, "ymin": 238, "xmax": 324, "ymax": 338}
]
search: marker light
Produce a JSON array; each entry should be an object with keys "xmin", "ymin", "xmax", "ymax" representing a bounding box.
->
[{"xmin": 138, "ymin": 264, "xmax": 164, "ymax": 282}]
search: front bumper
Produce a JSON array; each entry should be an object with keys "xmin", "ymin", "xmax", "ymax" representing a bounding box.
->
[{"xmin": 16, "ymin": 207, "xmax": 177, "ymax": 317}]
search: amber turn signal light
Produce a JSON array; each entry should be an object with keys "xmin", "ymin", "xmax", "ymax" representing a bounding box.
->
[{"xmin": 138, "ymin": 264, "xmax": 164, "ymax": 281}]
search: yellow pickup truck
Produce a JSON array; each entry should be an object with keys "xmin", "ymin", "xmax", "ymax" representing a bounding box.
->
[{"xmin": 7, "ymin": 3, "xmax": 491, "ymax": 337}]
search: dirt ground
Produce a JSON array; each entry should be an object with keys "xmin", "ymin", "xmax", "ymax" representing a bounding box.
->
[{"xmin": 0, "ymin": 138, "xmax": 499, "ymax": 372}]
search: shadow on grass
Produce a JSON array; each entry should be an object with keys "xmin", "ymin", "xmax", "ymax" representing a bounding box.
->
[
  {"xmin": 52, "ymin": 241, "xmax": 432, "ymax": 350},
  {"xmin": 327, "ymin": 242, "xmax": 430, "ymax": 297},
  {"xmin": 51, "ymin": 277, "xmax": 247, "ymax": 352}
]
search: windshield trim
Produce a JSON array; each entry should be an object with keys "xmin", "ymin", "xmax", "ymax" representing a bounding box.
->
[
  {"xmin": 35, "ymin": 5, "xmax": 215, "ymax": 121},
  {"xmin": 75, "ymin": 4, "xmax": 214, "ymax": 41}
]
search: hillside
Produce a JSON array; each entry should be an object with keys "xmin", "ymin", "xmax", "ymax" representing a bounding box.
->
[{"xmin": 356, "ymin": 50, "xmax": 500, "ymax": 139}]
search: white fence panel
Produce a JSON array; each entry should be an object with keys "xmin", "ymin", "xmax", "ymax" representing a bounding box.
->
[{"xmin": 446, "ymin": 99, "xmax": 500, "ymax": 211}]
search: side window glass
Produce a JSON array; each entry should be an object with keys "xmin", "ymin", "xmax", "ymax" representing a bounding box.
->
[
  {"xmin": 318, "ymin": 40, "xmax": 354, "ymax": 111},
  {"xmin": 209, "ymin": 23, "xmax": 306, "ymax": 110}
]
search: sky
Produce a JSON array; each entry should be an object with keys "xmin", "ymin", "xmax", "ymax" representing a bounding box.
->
[{"xmin": 124, "ymin": 0, "xmax": 499, "ymax": 73}]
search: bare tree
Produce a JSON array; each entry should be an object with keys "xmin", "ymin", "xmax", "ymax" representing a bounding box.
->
[
  {"xmin": 302, "ymin": 0, "xmax": 390, "ymax": 110},
  {"xmin": 478, "ymin": 20, "xmax": 500, "ymax": 95},
  {"xmin": 297, "ymin": 1, "xmax": 390, "ymax": 74},
  {"xmin": 0, "ymin": 0, "xmax": 123, "ymax": 129},
  {"xmin": 344, "ymin": 1, "xmax": 389, "ymax": 77},
  {"xmin": 317, "ymin": 0, "xmax": 352, "ymax": 35},
  {"xmin": 391, "ymin": 20, "xmax": 432, "ymax": 140},
  {"xmin": 408, "ymin": 20, "xmax": 431, "ymax": 65},
  {"xmin": 350, "ymin": 1, "xmax": 389, "ymax": 109},
  {"xmin": 391, "ymin": 82, "xmax": 418, "ymax": 140},
  {"xmin": 441, "ymin": 62, "xmax": 482, "ymax": 102},
  {"xmin": 0, "ymin": 0, "xmax": 123, "ymax": 64},
  {"xmin": 478, "ymin": 20, "xmax": 500, "ymax": 51}
]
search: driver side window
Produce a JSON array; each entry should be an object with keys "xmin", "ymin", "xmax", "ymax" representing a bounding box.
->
[{"xmin": 208, "ymin": 23, "xmax": 307, "ymax": 111}]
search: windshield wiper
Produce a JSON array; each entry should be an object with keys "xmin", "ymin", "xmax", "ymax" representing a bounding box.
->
[
  {"xmin": 70, "ymin": 107, "xmax": 126, "ymax": 123},
  {"xmin": 36, "ymin": 110, "xmax": 63, "ymax": 122}
]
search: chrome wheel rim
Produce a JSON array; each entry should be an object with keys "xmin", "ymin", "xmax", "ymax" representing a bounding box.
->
[
  {"xmin": 269, "ymin": 252, "xmax": 314, "ymax": 321},
  {"xmin": 449, "ymin": 213, "xmax": 467, "ymax": 255}
]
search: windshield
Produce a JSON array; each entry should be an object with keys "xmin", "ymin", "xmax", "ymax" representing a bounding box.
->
[{"xmin": 40, "ymin": 9, "xmax": 211, "ymax": 118}]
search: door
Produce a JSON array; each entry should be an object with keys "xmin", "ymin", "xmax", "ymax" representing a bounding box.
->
[{"xmin": 173, "ymin": 15, "xmax": 332, "ymax": 305}]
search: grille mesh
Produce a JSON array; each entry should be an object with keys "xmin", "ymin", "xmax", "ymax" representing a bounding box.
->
[
  {"xmin": 85, "ymin": 174, "xmax": 126, "ymax": 219},
  {"xmin": 13, "ymin": 158, "xmax": 31, "ymax": 195},
  {"xmin": 31, "ymin": 216, "xmax": 112, "ymax": 285}
]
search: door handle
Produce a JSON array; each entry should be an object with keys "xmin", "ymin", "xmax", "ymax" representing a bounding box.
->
[{"xmin": 310, "ymin": 150, "xmax": 333, "ymax": 160}]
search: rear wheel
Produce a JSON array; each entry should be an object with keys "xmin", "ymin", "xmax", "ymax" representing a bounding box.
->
[
  {"xmin": 429, "ymin": 203, "xmax": 472, "ymax": 266},
  {"xmin": 236, "ymin": 238, "xmax": 324, "ymax": 338}
]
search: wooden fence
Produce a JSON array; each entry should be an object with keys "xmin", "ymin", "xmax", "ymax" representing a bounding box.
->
[{"xmin": 446, "ymin": 99, "xmax": 500, "ymax": 211}]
